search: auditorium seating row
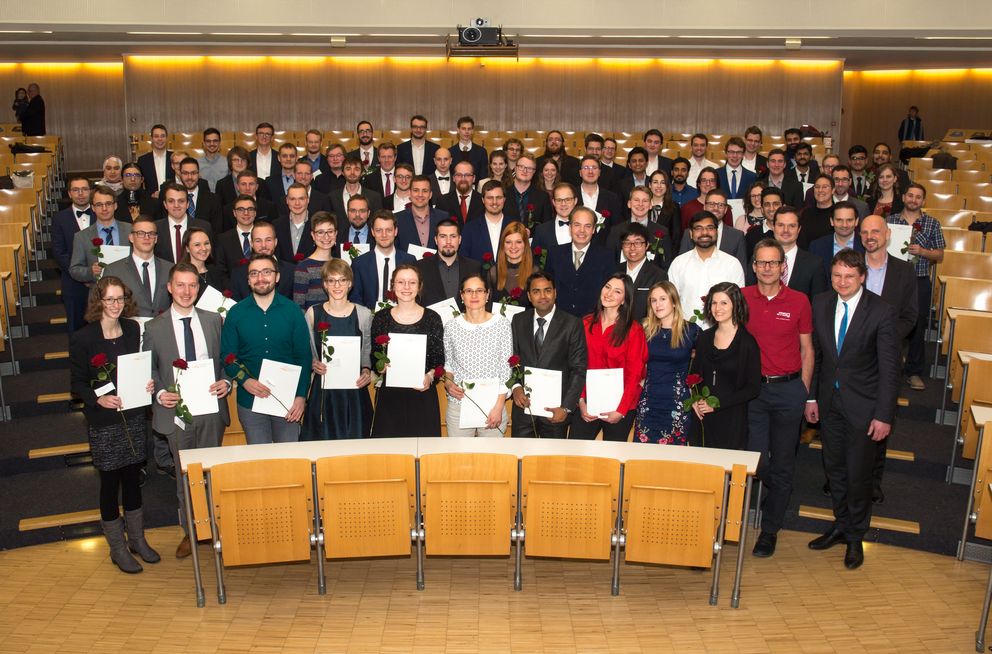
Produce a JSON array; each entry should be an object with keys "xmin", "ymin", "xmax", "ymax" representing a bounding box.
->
[{"xmin": 179, "ymin": 438, "xmax": 759, "ymax": 609}]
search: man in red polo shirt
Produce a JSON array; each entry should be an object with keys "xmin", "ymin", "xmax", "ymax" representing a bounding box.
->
[{"xmin": 744, "ymin": 237, "xmax": 815, "ymax": 558}]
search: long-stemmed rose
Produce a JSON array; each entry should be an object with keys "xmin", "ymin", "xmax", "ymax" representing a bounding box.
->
[
  {"xmin": 532, "ymin": 245, "xmax": 547, "ymax": 268},
  {"xmin": 90, "ymin": 352, "xmax": 136, "ymax": 454},
  {"xmin": 341, "ymin": 241, "xmax": 361, "ymax": 261},
  {"xmin": 314, "ymin": 321, "xmax": 334, "ymax": 421},
  {"xmin": 224, "ymin": 352, "xmax": 292, "ymax": 415},
  {"xmin": 505, "ymin": 354, "xmax": 538, "ymax": 436},
  {"xmin": 372, "ymin": 334, "xmax": 391, "ymax": 385},
  {"xmin": 169, "ymin": 358, "xmax": 194, "ymax": 425},
  {"xmin": 649, "ymin": 230, "xmax": 666, "ymax": 261},
  {"xmin": 437, "ymin": 366, "xmax": 504, "ymax": 434},
  {"xmin": 90, "ymin": 237, "xmax": 108, "ymax": 274},
  {"xmin": 498, "ymin": 287, "xmax": 523, "ymax": 317},
  {"xmin": 900, "ymin": 221, "xmax": 923, "ymax": 265},
  {"xmin": 682, "ymin": 371, "xmax": 720, "ymax": 447}
]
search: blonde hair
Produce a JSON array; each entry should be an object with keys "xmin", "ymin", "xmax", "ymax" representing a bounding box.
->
[
  {"xmin": 495, "ymin": 222, "xmax": 534, "ymax": 291},
  {"xmin": 641, "ymin": 281, "xmax": 689, "ymax": 348}
]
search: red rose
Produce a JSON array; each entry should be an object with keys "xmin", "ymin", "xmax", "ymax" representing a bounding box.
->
[
  {"xmin": 509, "ymin": 287, "xmax": 523, "ymax": 300},
  {"xmin": 654, "ymin": 230, "xmax": 664, "ymax": 239},
  {"xmin": 422, "ymin": 251, "xmax": 434, "ymax": 258},
  {"xmin": 342, "ymin": 241, "xmax": 353, "ymax": 250},
  {"xmin": 601, "ymin": 209, "xmax": 611, "ymax": 218},
  {"xmin": 172, "ymin": 358, "xmax": 188, "ymax": 370},
  {"xmin": 294, "ymin": 253, "xmax": 305, "ymax": 262},
  {"xmin": 90, "ymin": 353, "xmax": 108, "ymax": 368},
  {"xmin": 433, "ymin": 365, "xmax": 446, "ymax": 379},
  {"xmin": 222, "ymin": 289, "xmax": 233, "ymax": 298},
  {"xmin": 385, "ymin": 290, "xmax": 398, "ymax": 302},
  {"xmin": 224, "ymin": 353, "xmax": 237, "ymax": 365},
  {"xmin": 91, "ymin": 237, "xmax": 104, "ymax": 247},
  {"xmin": 375, "ymin": 335, "xmax": 390, "ymax": 346},
  {"xmin": 685, "ymin": 373, "xmax": 703, "ymax": 387},
  {"xmin": 532, "ymin": 246, "xmax": 542, "ymax": 255},
  {"xmin": 482, "ymin": 252, "xmax": 493, "ymax": 262},
  {"xmin": 912, "ymin": 222, "xmax": 922, "ymax": 232},
  {"xmin": 316, "ymin": 321, "xmax": 331, "ymax": 332},
  {"xmin": 700, "ymin": 296, "xmax": 708, "ymax": 305},
  {"xmin": 526, "ymin": 203, "xmax": 535, "ymax": 212},
  {"xmin": 508, "ymin": 355, "xmax": 521, "ymax": 367},
  {"xmin": 238, "ymin": 258, "xmax": 249, "ymax": 266}
]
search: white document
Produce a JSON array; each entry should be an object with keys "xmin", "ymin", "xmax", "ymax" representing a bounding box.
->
[
  {"xmin": 129, "ymin": 316, "xmax": 152, "ymax": 349},
  {"xmin": 802, "ymin": 182, "xmax": 814, "ymax": 197},
  {"xmin": 117, "ymin": 351, "xmax": 152, "ymax": 410},
  {"xmin": 407, "ymin": 245, "xmax": 437, "ymax": 260},
  {"xmin": 252, "ymin": 358, "xmax": 302, "ymax": 418},
  {"xmin": 887, "ymin": 223, "xmax": 913, "ymax": 261},
  {"xmin": 175, "ymin": 359, "xmax": 219, "ymax": 417},
  {"xmin": 727, "ymin": 199, "xmax": 745, "ymax": 218},
  {"xmin": 426, "ymin": 298, "xmax": 461, "ymax": 326},
  {"xmin": 321, "ymin": 336, "xmax": 361, "ymax": 390},
  {"xmin": 585, "ymin": 368, "xmax": 624, "ymax": 417},
  {"xmin": 385, "ymin": 332, "xmax": 427, "ymax": 389},
  {"xmin": 196, "ymin": 285, "xmax": 236, "ymax": 315},
  {"xmin": 498, "ymin": 303, "xmax": 526, "ymax": 321},
  {"xmin": 342, "ymin": 243, "xmax": 371, "ymax": 267},
  {"xmin": 457, "ymin": 377, "xmax": 501, "ymax": 429},
  {"xmin": 100, "ymin": 245, "xmax": 130, "ymax": 265},
  {"xmin": 524, "ymin": 367, "xmax": 563, "ymax": 419}
]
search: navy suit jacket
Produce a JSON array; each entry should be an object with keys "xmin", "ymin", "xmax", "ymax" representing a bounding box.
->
[
  {"xmin": 348, "ymin": 248, "xmax": 416, "ymax": 310},
  {"xmin": 716, "ymin": 166, "xmax": 757, "ymax": 200},
  {"xmin": 531, "ymin": 218, "xmax": 570, "ymax": 254},
  {"xmin": 395, "ymin": 208, "xmax": 449, "ymax": 253},
  {"xmin": 459, "ymin": 215, "xmax": 514, "ymax": 262},
  {"xmin": 272, "ymin": 215, "xmax": 316, "ymax": 263},
  {"xmin": 450, "ymin": 142, "xmax": 489, "ymax": 178},
  {"xmin": 543, "ymin": 243, "xmax": 615, "ymax": 318},
  {"xmin": 137, "ymin": 150, "xmax": 172, "ymax": 194},
  {"xmin": 53, "ymin": 207, "xmax": 92, "ymax": 274},
  {"xmin": 809, "ymin": 234, "xmax": 865, "ymax": 278},
  {"xmin": 397, "ymin": 139, "xmax": 440, "ymax": 176},
  {"xmin": 249, "ymin": 148, "xmax": 282, "ymax": 180},
  {"xmin": 436, "ymin": 189, "xmax": 484, "ymax": 225}
]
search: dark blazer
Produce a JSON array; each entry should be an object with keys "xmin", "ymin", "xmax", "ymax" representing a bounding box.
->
[
  {"xmin": 276, "ymin": 187, "xmax": 333, "ymax": 219},
  {"xmin": 504, "ymin": 184, "xmax": 553, "ymax": 227},
  {"xmin": 153, "ymin": 218, "xmax": 213, "ymax": 263},
  {"xmin": 396, "ymin": 208, "xmax": 449, "ymax": 253},
  {"xmin": 19, "ymin": 94, "xmax": 45, "ymax": 136},
  {"xmin": 716, "ymin": 166, "xmax": 758, "ymax": 200},
  {"xmin": 215, "ymin": 173, "xmax": 272, "ymax": 209},
  {"xmin": 810, "ymin": 289, "xmax": 900, "ymax": 429},
  {"xmin": 417, "ymin": 255, "xmax": 481, "ymax": 309},
  {"xmin": 771, "ymin": 176, "xmax": 805, "ymax": 208},
  {"xmin": 329, "ymin": 188, "xmax": 383, "ymax": 237},
  {"xmin": 543, "ymin": 243, "xmax": 615, "ymax": 317},
  {"xmin": 745, "ymin": 155, "xmax": 768, "ymax": 177},
  {"xmin": 428, "ymin": 171, "xmax": 455, "ymax": 204},
  {"xmin": 397, "ymin": 139, "xmax": 440, "ymax": 176},
  {"xmin": 142, "ymin": 308, "xmax": 230, "ymax": 435},
  {"xmin": 222, "ymin": 196, "xmax": 278, "ymax": 232},
  {"xmin": 620, "ymin": 261, "xmax": 669, "ymax": 322},
  {"xmin": 249, "ymin": 148, "xmax": 281, "ymax": 180},
  {"xmin": 362, "ymin": 168, "xmax": 398, "ymax": 199},
  {"xmin": 531, "ymin": 217, "xmax": 570, "ymax": 254},
  {"xmin": 348, "ymin": 248, "xmax": 416, "ymax": 310},
  {"xmin": 875, "ymin": 254, "xmax": 919, "ymax": 340},
  {"xmin": 809, "ymin": 234, "xmax": 865, "ymax": 278},
  {"xmin": 450, "ymin": 142, "xmax": 489, "ymax": 178},
  {"xmin": 617, "ymin": 175, "xmax": 651, "ymax": 208},
  {"xmin": 215, "ymin": 227, "xmax": 254, "ymax": 277},
  {"xmin": 436, "ymin": 188, "xmax": 484, "ymax": 225},
  {"xmin": 181, "ymin": 190, "xmax": 223, "ymax": 235},
  {"xmin": 53, "ymin": 207, "xmax": 93, "ymax": 330},
  {"xmin": 579, "ymin": 186, "xmax": 625, "ymax": 241},
  {"xmin": 745, "ymin": 222, "xmax": 774, "ymax": 262},
  {"xmin": 786, "ymin": 164, "xmax": 820, "ymax": 186},
  {"xmin": 605, "ymin": 219, "xmax": 673, "ymax": 271},
  {"xmin": 103, "ymin": 255, "xmax": 172, "ymax": 317},
  {"xmin": 459, "ymin": 215, "xmax": 514, "ymax": 262},
  {"xmin": 227, "ymin": 259, "xmax": 295, "ymax": 301},
  {"xmin": 114, "ymin": 190, "xmax": 157, "ymax": 224},
  {"xmin": 347, "ymin": 146, "xmax": 378, "ymax": 169},
  {"xmin": 265, "ymin": 171, "xmax": 296, "ymax": 205},
  {"xmin": 69, "ymin": 320, "xmax": 139, "ymax": 427},
  {"xmin": 272, "ymin": 215, "xmax": 316, "ymax": 263},
  {"xmin": 137, "ymin": 150, "xmax": 172, "ymax": 193},
  {"xmin": 510, "ymin": 308, "xmax": 588, "ymax": 424},
  {"xmin": 158, "ymin": 178, "xmax": 208, "ymax": 200},
  {"xmin": 679, "ymin": 225, "xmax": 748, "ymax": 271},
  {"xmin": 311, "ymin": 170, "xmax": 345, "ymax": 195},
  {"xmin": 787, "ymin": 248, "xmax": 829, "ymax": 301}
]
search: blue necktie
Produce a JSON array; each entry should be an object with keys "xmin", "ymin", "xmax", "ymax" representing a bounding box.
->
[
  {"xmin": 180, "ymin": 316, "xmax": 196, "ymax": 361},
  {"xmin": 241, "ymin": 232, "xmax": 250, "ymax": 257},
  {"xmin": 187, "ymin": 193, "xmax": 196, "ymax": 219},
  {"xmin": 102, "ymin": 227, "xmax": 113, "ymax": 246},
  {"xmin": 731, "ymin": 169, "xmax": 738, "ymax": 197},
  {"xmin": 837, "ymin": 301, "xmax": 848, "ymax": 354}
]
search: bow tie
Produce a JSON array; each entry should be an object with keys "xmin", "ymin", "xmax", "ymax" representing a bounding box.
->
[
  {"xmin": 437, "ymin": 176, "xmax": 449, "ymax": 181},
  {"xmin": 76, "ymin": 209, "xmax": 90, "ymax": 218},
  {"xmin": 558, "ymin": 220, "xmax": 569, "ymax": 227}
]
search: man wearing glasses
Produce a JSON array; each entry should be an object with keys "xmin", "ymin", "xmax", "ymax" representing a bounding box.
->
[
  {"xmin": 577, "ymin": 155, "xmax": 623, "ymax": 242},
  {"xmin": 436, "ymin": 160, "xmax": 483, "ymax": 224},
  {"xmin": 104, "ymin": 217, "xmax": 172, "ymax": 317},
  {"xmin": 503, "ymin": 153, "xmax": 551, "ymax": 227},
  {"xmin": 217, "ymin": 195, "xmax": 260, "ymax": 276},
  {"xmin": 677, "ymin": 189, "xmax": 748, "ymax": 270},
  {"xmin": 221, "ymin": 253, "xmax": 311, "ymax": 444},
  {"xmin": 197, "ymin": 127, "xmax": 228, "ymax": 193},
  {"xmin": 667, "ymin": 211, "xmax": 745, "ymax": 327},
  {"xmin": 227, "ymin": 222, "xmax": 295, "ymax": 301},
  {"xmin": 348, "ymin": 120, "xmax": 378, "ymax": 172},
  {"xmin": 70, "ymin": 185, "xmax": 133, "ymax": 287},
  {"xmin": 249, "ymin": 122, "xmax": 279, "ymax": 181},
  {"xmin": 115, "ymin": 163, "xmax": 157, "ymax": 224},
  {"xmin": 617, "ymin": 222, "xmax": 668, "ymax": 321},
  {"xmin": 847, "ymin": 145, "xmax": 871, "ymax": 201},
  {"xmin": 154, "ymin": 183, "xmax": 213, "ymax": 264},
  {"xmin": 222, "ymin": 170, "xmax": 277, "ymax": 230},
  {"xmin": 384, "ymin": 163, "xmax": 414, "ymax": 211}
]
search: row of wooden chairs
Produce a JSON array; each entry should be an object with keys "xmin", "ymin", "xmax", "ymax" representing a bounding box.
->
[{"xmin": 182, "ymin": 447, "xmax": 752, "ymax": 608}]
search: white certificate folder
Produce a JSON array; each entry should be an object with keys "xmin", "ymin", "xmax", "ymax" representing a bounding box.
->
[
  {"xmin": 524, "ymin": 367, "xmax": 562, "ymax": 419},
  {"xmin": 585, "ymin": 368, "xmax": 624, "ymax": 417},
  {"xmin": 321, "ymin": 336, "xmax": 361, "ymax": 390},
  {"xmin": 252, "ymin": 359, "xmax": 303, "ymax": 418},
  {"xmin": 385, "ymin": 332, "xmax": 428, "ymax": 389},
  {"xmin": 117, "ymin": 351, "xmax": 152, "ymax": 410}
]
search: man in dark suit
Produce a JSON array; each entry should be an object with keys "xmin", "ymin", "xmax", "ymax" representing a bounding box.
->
[
  {"xmin": 641, "ymin": 129, "xmax": 674, "ymax": 177},
  {"xmin": 154, "ymin": 183, "xmax": 213, "ymax": 264},
  {"xmin": 277, "ymin": 161, "xmax": 332, "ymax": 218},
  {"xmin": 458, "ymin": 181, "xmax": 513, "ymax": 262},
  {"xmin": 329, "ymin": 157, "xmax": 383, "ymax": 231},
  {"xmin": 678, "ymin": 190, "xmax": 748, "ymax": 270},
  {"xmin": 227, "ymin": 221, "xmax": 295, "ymax": 301},
  {"xmin": 606, "ymin": 186, "xmax": 673, "ymax": 271},
  {"xmin": 171, "ymin": 158, "xmax": 222, "ymax": 235},
  {"xmin": 337, "ymin": 195, "xmax": 373, "ymax": 248},
  {"xmin": 773, "ymin": 206, "xmax": 827, "ymax": 301},
  {"xmin": 103, "ymin": 217, "xmax": 172, "ymax": 317},
  {"xmin": 761, "ymin": 149, "xmax": 804, "ymax": 208},
  {"xmin": 600, "ymin": 138, "xmax": 631, "ymax": 183},
  {"xmin": 272, "ymin": 183, "xmax": 316, "ymax": 264},
  {"xmin": 216, "ymin": 195, "xmax": 259, "ymax": 277},
  {"xmin": 788, "ymin": 142, "xmax": 820, "ymax": 187},
  {"xmin": 142, "ymin": 262, "xmax": 231, "ymax": 558},
  {"xmin": 577, "ymin": 155, "xmax": 624, "ymax": 243},
  {"xmin": 449, "ymin": 116, "xmax": 488, "ymax": 178},
  {"xmin": 266, "ymin": 143, "xmax": 303, "ymax": 205},
  {"xmin": 536, "ymin": 130, "xmax": 580, "ymax": 187},
  {"xmin": 53, "ymin": 175, "xmax": 95, "ymax": 333},
  {"xmin": 417, "ymin": 219, "xmax": 481, "ymax": 310},
  {"xmin": 860, "ymin": 214, "xmax": 919, "ymax": 503},
  {"xmin": 349, "ymin": 211, "xmax": 415, "ymax": 310},
  {"xmin": 531, "ymin": 182, "xmax": 578, "ymax": 255},
  {"xmin": 397, "ymin": 114, "xmax": 439, "ymax": 176},
  {"xmin": 312, "ymin": 143, "xmax": 347, "ymax": 195},
  {"xmin": 115, "ymin": 163, "xmax": 157, "ymax": 224},
  {"xmin": 362, "ymin": 141, "xmax": 399, "ymax": 201},
  {"xmin": 428, "ymin": 148, "xmax": 454, "ymax": 201},
  {"xmin": 805, "ymin": 249, "xmax": 900, "ymax": 570},
  {"xmin": 348, "ymin": 120, "xmax": 378, "ymax": 171},
  {"xmin": 616, "ymin": 223, "xmax": 668, "ymax": 321},
  {"xmin": 436, "ymin": 161, "xmax": 484, "ymax": 225},
  {"xmin": 19, "ymin": 82, "xmax": 45, "ymax": 136},
  {"xmin": 137, "ymin": 124, "xmax": 172, "ymax": 194},
  {"xmin": 396, "ymin": 176, "xmax": 449, "ymax": 253},
  {"xmin": 222, "ymin": 170, "xmax": 278, "ymax": 231},
  {"xmin": 509, "ymin": 270, "xmax": 588, "ymax": 438},
  {"xmin": 300, "ymin": 129, "xmax": 333, "ymax": 179},
  {"xmin": 582, "ymin": 134, "xmax": 618, "ymax": 195},
  {"xmin": 809, "ymin": 202, "xmax": 865, "ymax": 277},
  {"xmin": 543, "ymin": 206, "xmax": 615, "ymax": 318},
  {"xmin": 157, "ymin": 151, "xmax": 200, "ymax": 196},
  {"xmin": 249, "ymin": 122, "xmax": 281, "ymax": 182},
  {"xmin": 716, "ymin": 137, "xmax": 758, "ymax": 201},
  {"xmin": 503, "ymin": 154, "xmax": 552, "ymax": 228},
  {"xmin": 742, "ymin": 126, "xmax": 768, "ymax": 176}
]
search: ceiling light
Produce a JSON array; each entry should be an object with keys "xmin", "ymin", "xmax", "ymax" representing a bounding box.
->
[
  {"xmin": 367, "ymin": 33, "xmax": 437, "ymax": 37},
  {"xmin": 291, "ymin": 32, "xmax": 360, "ymax": 37},
  {"xmin": 128, "ymin": 31, "xmax": 203, "ymax": 35},
  {"xmin": 209, "ymin": 32, "xmax": 283, "ymax": 36},
  {"xmin": 677, "ymin": 35, "xmax": 750, "ymax": 39},
  {"xmin": 519, "ymin": 34, "xmax": 593, "ymax": 38}
]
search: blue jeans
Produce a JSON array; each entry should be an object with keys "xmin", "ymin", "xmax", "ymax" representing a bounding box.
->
[{"xmin": 237, "ymin": 405, "xmax": 301, "ymax": 444}]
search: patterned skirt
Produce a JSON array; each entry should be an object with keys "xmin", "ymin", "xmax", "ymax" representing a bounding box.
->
[{"xmin": 88, "ymin": 412, "xmax": 147, "ymax": 471}]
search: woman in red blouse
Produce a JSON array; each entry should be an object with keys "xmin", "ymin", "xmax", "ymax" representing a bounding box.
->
[{"xmin": 572, "ymin": 273, "xmax": 648, "ymax": 441}]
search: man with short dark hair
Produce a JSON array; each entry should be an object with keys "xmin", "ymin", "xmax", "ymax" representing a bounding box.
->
[
  {"xmin": 869, "ymin": 142, "xmax": 911, "ymax": 191},
  {"xmin": 278, "ymin": 160, "xmax": 332, "ymax": 217},
  {"xmin": 606, "ymin": 186, "xmax": 672, "ymax": 270},
  {"xmin": 217, "ymin": 195, "xmax": 260, "ymax": 276},
  {"xmin": 742, "ymin": 126, "xmax": 767, "ymax": 174},
  {"xmin": 745, "ymin": 187, "xmax": 783, "ymax": 262},
  {"xmin": 348, "ymin": 120, "xmax": 378, "ymax": 170},
  {"xmin": 717, "ymin": 137, "xmax": 757, "ymax": 201},
  {"xmin": 459, "ymin": 180, "xmax": 512, "ymax": 261},
  {"xmin": 617, "ymin": 222, "xmax": 668, "ymax": 321},
  {"xmin": 222, "ymin": 169, "xmax": 277, "ymax": 229},
  {"xmin": 172, "ymin": 157, "xmax": 222, "ymax": 233},
  {"xmin": 267, "ymin": 142, "xmax": 304, "ymax": 203},
  {"xmin": 104, "ymin": 216, "xmax": 172, "ymax": 317},
  {"xmin": 898, "ymin": 107, "xmax": 924, "ymax": 142},
  {"xmin": 531, "ymin": 183, "xmax": 578, "ymax": 253},
  {"xmin": 364, "ymin": 141, "xmax": 399, "ymax": 199},
  {"xmin": 396, "ymin": 176, "xmax": 449, "ymax": 252},
  {"xmin": 667, "ymin": 211, "xmax": 745, "ymax": 326},
  {"xmin": 19, "ymin": 82, "xmax": 45, "ymax": 136},
  {"xmin": 397, "ymin": 115, "xmax": 440, "ymax": 176},
  {"xmin": 249, "ymin": 122, "xmax": 279, "ymax": 180},
  {"xmin": 687, "ymin": 133, "xmax": 718, "ymax": 187},
  {"xmin": 53, "ymin": 175, "xmax": 95, "ymax": 332},
  {"xmin": 618, "ymin": 147, "xmax": 650, "ymax": 203},
  {"xmin": 197, "ymin": 128, "xmax": 228, "ymax": 192},
  {"xmin": 349, "ymin": 211, "xmax": 416, "ymax": 309},
  {"xmin": 503, "ymin": 153, "xmax": 552, "ymax": 227},
  {"xmin": 329, "ymin": 155, "xmax": 383, "ymax": 224},
  {"xmin": 601, "ymin": 137, "xmax": 631, "ymax": 181},
  {"xmin": 273, "ymin": 183, "xmax": 316, "ymax": 263},
  {"xmin": 762, "ymin": 148, "xmax": 804, "ymax": 207},
  {"xmin": 669, "ymin": 157, "xmax": 698, "ymax": 208},
  {"xmin": 578, "ymin": 154, "xmax": 624, "ymax": 241},
  {"xmin": 772, "ymin": 206, "xmax": 827, "ymax": 301},
  {"xmin": 784, "ymin": 127, "xmax": 803, "ymax": 165},
  {"xmin": 830, "ymin": 165, "xmax": 870, "ymax": 218},
  {"xmin": 154, "ymin": 182, "xmax": 213, "ymax": 263},
  {"xmin": 677, "ymin": 189, "xmax": 748, "ymax": 269},
  {"xmin": 417, "ymin": 219, "xmax": 481, "ymax": 309},
  {"xmin": 641, "ymin": 128, "xmax": 673, "ymax": 176},
  {"xmin": 339, "ymin": 195, "xmax": 372, "ymax": 246},
  {"xmin": 69, "ymin": 185, "xmax": 133, "ymax": 288},
  {"xmin": 227, "ymin": 221, "xmax": 295, "ymax": 300},
  {"xmin": 788, "ymin": 142, "xmax": 820, "ymax": 186},
  {"xmin": 582, "ymin": 133, "xmax": 618, "ymax": 194},
  {"xmin": 449, "ymin": 116, "xmax": 489, "ymax": 178},
  {"xmin": 137, "ymin": 124, "xmax": 172, "ymax": 194},
  {"xmin": 848, "ymin": 145, "xmax": 871, "ymax": 200},
  {"xmin": 809, "ymin": 201, "xmax": 864, "ymax": 276}
]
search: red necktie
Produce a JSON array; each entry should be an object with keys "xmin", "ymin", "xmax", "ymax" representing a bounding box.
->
[
  {"xmin": 384, "ymin": 172, "xmax": 392, "ymax": 196},
  {"xmin": 362, "ymin": 152, "xmax": 370, "ymax": 168},
  {"xmin": 460, "ymin": 195, "xmax": 468, "ymax": 222},
  {"xmin": 174, "ymin": 224, "xmax": 183, "ymax": 261}
]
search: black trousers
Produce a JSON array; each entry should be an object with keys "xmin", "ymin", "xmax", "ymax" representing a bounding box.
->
[
  {"xmin": 510, "ymin": 405, "xmax": 570, "ymax": 438},
  {"xmin": 904, "ymin": 276, "xmax": 930, "ymax": 376},
  {"xmin": 99, "ymin": 462, "xmax": 143, "ymax": 521},
  {"xmin": 821, "ymin": 393, "xmax": 881, "ymax": 541},
  {"xmin": 570, "ymin": 410, "xmax": 636, "ymax": 441}
]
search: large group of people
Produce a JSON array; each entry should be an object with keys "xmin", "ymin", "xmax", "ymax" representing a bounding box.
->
[{"xmin": 58, "ymin": 115, "xmax": 944, "ymax": 573}]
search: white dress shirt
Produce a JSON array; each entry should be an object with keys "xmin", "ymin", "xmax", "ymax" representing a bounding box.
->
[
  {"xmin": 687, "ymin": 158, "xmax": 719, "ymax": 187},
  {"xmin": 132, "ymin": 253, "xmax": 157, "ymax": 291},
  {"xmin": 667, "ymin": 248, "xmax": 746, "ymax": 327},
  {"xmin": 435, "ymin": 171, "xmax": 451, "ymax": 196},
  {"xmin": 485, "ymin": 216, "xmax": 504, "ymax": 257},
  {"xmin": 834, "ymin": 286, "xmax": 864, "ymax": 349},
  {"xmin": 532, "ymin": 305, "xmax": 557, "ymax": 337},
  {"xmin": 166, "ymin": 216, "xmax": 189, "ymax": 262},
  {"xmin": 554, "ymin": 216, "xmax": 571, "ymax": 245},
  {"xmin": 742, "ymin": 153, "xmax": 759, "ymax": 172},
  {"xmin": 170, "ymin": 306, "xmax": 209, "ymax": 362},
  {"xmin": 153, "ymin": 151, "xmax": 167, "ymax": 188},
  {"xmin": 782, "ymin": 245, "xmax": 799, "ymax": 285},
  {"xmin": 374, "ymin": 247, "xmax": 396, "ymax": 303},
  {"xmin": 73, "ymin": 204, "xmax": 92, "ymax": 231},
  {"xmin": 255, "ymin": 149, "xmax": 272, "ymax": 180},
  {"xmin": 411, "ymin": 142, "xmax": 425, "ymax": 174}
]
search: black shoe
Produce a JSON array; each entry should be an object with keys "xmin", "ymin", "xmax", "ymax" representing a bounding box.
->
[
  {"xmin": 158, "ymin": 465, "xmax": 177, "ymax": 480},
  {"xmin": 808, "ymin": 528, "xmax": 846, "ymax": 550},
  {"xmin": 844, "ymin": 541, "xmax": 864, "ymax": 569},
  {"xmin": 752, "ymin": 531, "xmax": 777, "ymax": 558},
  {"xmin": 822, "ymin": 481, "xmax": 831, "ymax": 497},
  {"xmin": 872, "ymin": 488, "xmax": 884, "ymax": 504}
]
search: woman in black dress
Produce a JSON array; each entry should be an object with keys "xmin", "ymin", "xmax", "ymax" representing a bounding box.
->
[
  {"xmin": 369, "ymin": 264, "xmax": 445, "ymax": 437},
  {"xmin": 69, "ymin": 277, "xmax": 158, "ymax": 573},
  {"xmin": 181, "ymin": 227, "xmax": 226, "ymax": 302},
  {"xmin": 690, "ymin": 282, "xmax": 761, "ymax": 450}
]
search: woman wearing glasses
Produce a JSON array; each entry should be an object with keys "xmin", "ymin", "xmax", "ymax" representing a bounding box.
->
[
  {"xmin": 293, "ymin": 212, "xmax": 340, "ymax": 310},
  {"xmin": 302, "ymin": 258, "xmax": 373, "ymax": 440},
  {"xmin": 69, "ymin": 277, "xmax": 157, "ymax": 573}
]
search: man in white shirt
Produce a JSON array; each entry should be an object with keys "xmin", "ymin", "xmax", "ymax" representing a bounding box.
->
[
  {"xmin": 642, "ymin": 129, "xmax": 672, "ymax": 176},
  {"xmin": 155, "ymin": 183, "xmax": 212, "ymax": 263},
  {"xmin": 742, "ymin": 125, "xmax": 766, "ymax": 173},
  {"xmin": 830, "ymin": 165, "xmax": 870, "ymax": 218},
  {"xmin": 136, "ymin": 124, "xmax": 170, "ymax": 196},
  {"xmin": 348, "ymin": 211, "xmax": 415, "ymax": 309},
  {"xmin": 667, "ymin": 211, "xmax": 745, "ymax": 326},
  {"xmin": 250, "ymin": 122, "xmax": 276, "ymax": 180},
  {"xmin": 397, "ymin": 114, "xmax": 440, "ymax": 177},
  {"xmin": 389, "ymin": 163, "xmax": 414, "ymax": 211},
  {"xmin": 350, "ymin": 120, "xmax": 377, "ymax": 172},
  {"xmin": 687, "ymin": 133, "xmax": 718, "ymax": 188},
  {"xmin": 532, "ymin": 182, "xmax": 578, "ymax": 253},
  {"xmin": 432, "ymin": 148, "xmax": 454, "ymax": 197}
]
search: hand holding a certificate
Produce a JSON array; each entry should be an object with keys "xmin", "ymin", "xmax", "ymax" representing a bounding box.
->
[
  {"xmin": 97, "ymin": 379, "xmax": 154, "ymax": 410},
  {"xmin": 511, "ymin": 387, "xmax": 568, "ymax": 424},
  {"xmin": 577, "ymin": 398, "xmax": 622, "ymax": 423}
]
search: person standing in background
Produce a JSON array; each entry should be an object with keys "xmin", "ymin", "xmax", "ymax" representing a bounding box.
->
[
  {"xmin": 19, "ymin": 83, "xmax": 45, "ymax": 136},
  {"xmin": 898, "ymin": 106, "xmax": 924, "ymax": 142}
]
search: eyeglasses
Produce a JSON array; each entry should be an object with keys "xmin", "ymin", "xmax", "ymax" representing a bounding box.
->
[
  {"xmin": 247, "ymin": 269, "xmax": 276, "ymax": 278},
  {"xmin": 132, "ymin": 230, "xmax": 157, "ymax": 239},
  {"xmin": 233, "ymin": 207, "xmax": 256, "ymax": 214},
  {"xmin": 691, "ymin": 224, "xmax": 717, "ymax": 232},
  {"xmin": 394, "ymin": 174, "xmax": 413, "ymax": 181},
  {"xmin": 621, "ymin": 240, "xmax": 647, "ymax": 247},
  {"xmin": 453, "ymin": 172, "xmax": 474, "ymax": 179},
  {"xmin": 92, "ymin": 201, "xmax": 115, "ymax": 209},
  {"xmin": 516, "ymin": 165, "xmax": 536, "ymax": 172},
  {"xmin": 754, "ymin": 260, "xmax": 783, "ymax": 268},
  {"xmin": 101, "ymin": 297, "xmax": 126, "ymax": 305},
  {"xmin": 324, "ymin": 278, "xmax": 349, "ymax": 286},
  {"xmin": 122, "ymin": 172, "xmax": 142, "ymax": 179},
  {"xmin": 552, "ymin": 197, "xmax": 576, "ymax": 204},
  {"xmin": 313, "ymin": 229, "xmax": 336, "ymax": 238},
  {"xmin": 461, "ymin": 288, "xmax": 487, "ymax": 295},
  {"xmin": 704, "ymin": 202, "xmax": 727, "ymax": 209}
]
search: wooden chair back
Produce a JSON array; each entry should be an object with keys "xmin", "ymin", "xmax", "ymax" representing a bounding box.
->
[
  {"xmin": 943, "ymin": 228, "xmax": 985, "ymax": 253},
  {"xmin": 927, "ymin": 209, "xmax": 974, "ymax": 229},
  {"xmin": 315, "ymin": 454, "xmax": 416, "ymax": 558},
  {"xmin": 937, "ymin": 252, "xmax": 992, "ymax": 287},
  {"xmin": 971, "ymin": 415, "xmax": 992, "ymax": 540},
  {"xmin": 939, "ymin": 277, "xmax": 992, "ymax": 349},
  {"xmin": 621, "ymin": 459, "xmax": 726, "ymax": 568},
  {"xmin": 927, "ymin": 193, "xmax": 967, "ymax": 211},
  {"xmin": 947, "ymin": 314, "xmax": 992, "ymax": 401},
  {"xmin": 960, "ymin": 359, "xmax": 992, "ymax": 460},
  {"xmin": 419, "ymin": 452, "xmax": 518, "ymax": 556},
  {"xmin": 520, "ymin": 455, "xmax": 620, "ymax": 561},
  {"xmin": 209, "ymin": 458, "xmax": 315, "ymax": 566}
]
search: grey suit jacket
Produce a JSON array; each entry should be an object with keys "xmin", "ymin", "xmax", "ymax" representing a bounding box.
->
[
  {"xmin": 103, "ymin": 255, "xmax": 172, "ymax": 317},
  {"xmin": 142, "ymin": 308, "xmax": 231, "ymax": 435},
  {"xmin": 69, "ymin": 222, "xmax": 133, "ymax": 284}
]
